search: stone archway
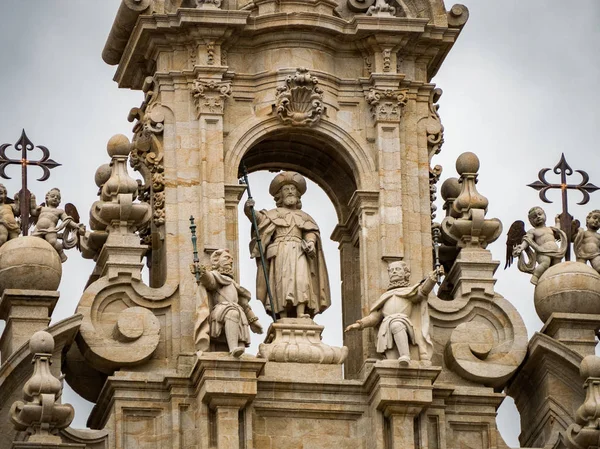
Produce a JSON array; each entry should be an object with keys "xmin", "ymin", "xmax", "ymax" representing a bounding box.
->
[{"xmin": 225, "ymin": 121, "xmax": 377, "ymax": 378}]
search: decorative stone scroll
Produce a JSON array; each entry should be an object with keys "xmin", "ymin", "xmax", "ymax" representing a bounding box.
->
[
  {"xmin": 10, "ymin": 331, "xmax": 74, "ymax": 444},
  {"xmin": 128, "ymin": 76, "xmax": 166, "ymax": 243},
  {"xmin": 274, "ymin": 68, "xmax": 324, "ymax": 127},
  {"xmin": 425, "ymin": 88, "xmax": 444, "ymax": 160},
  {"xmin": 365, "ymin": 87, "xmax": 408, "ymax": 122},
  {"xmin": 192, "ymin": 79, "xmax": 232, "ymax": 116}
]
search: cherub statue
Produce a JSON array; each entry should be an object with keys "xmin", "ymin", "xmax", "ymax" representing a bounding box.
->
[
  {"xmin": 191, "ymin": 249, "xmax": 263, "ymax": 357},
  {"xmin": 505, "ymin": 206, "xmax": 567, "ymax": 285},
  {"xmin": 31, "ymin": 188, "xmax": 84, "ymax": 262},
  {"xmin": 0, "ymin": 184, "xmax": 21, "ymax": 247},
  {"xmin": 345, "ymin": 261, "xmax": 439, "ymax": 366},
  {"xmin": 574, "ymin": 210, "xmax": 600, "ymax": 273}
]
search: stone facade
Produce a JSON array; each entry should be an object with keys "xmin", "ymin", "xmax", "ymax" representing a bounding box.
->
[{"xmin": 0, "ymin": 1, "xmax": 598, "ymax": 449}]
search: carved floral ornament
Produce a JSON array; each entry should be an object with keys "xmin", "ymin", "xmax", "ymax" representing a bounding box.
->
[
  {"xmin": 192, "ymin": 79, "xmax": 232, "ymax": 116},
  {"xmin": 274, "ymin": 68, "xmax": 324, "ymax": 127},
  {"xmin": 128, "ymin": 76, "xmax": 166, "ymax": 243},
  {"xmin": 365, "ymin": 87, "xmax": 409, "ymax": 122}
]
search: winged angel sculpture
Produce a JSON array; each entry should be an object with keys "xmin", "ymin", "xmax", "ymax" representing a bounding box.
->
[{"xmin": 505, "ymin": 206, "xmax": 567, "ymax": 284}]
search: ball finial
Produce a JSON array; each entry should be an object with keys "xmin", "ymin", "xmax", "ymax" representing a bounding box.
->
[
  {"xmin": 456, "ymin": 152, "xmax": 480, "ymax": 175},
  {"xmin": 94, "ymin": 163, "xmax": 112, "ymax": 188},
  {"xmin": 106, "ymin": 134, "xmax": 131, "ymax": 157},
  {"xmin": 580, "ymin": 355, "xmax": 600, "ymax": 379},
  {"xmin": 29, "ymin": 330, "xmax": 55, "ymax": 354},
  {"xmin": 440, "ymin": 177, "xmax": 461, "ymax": 201}
]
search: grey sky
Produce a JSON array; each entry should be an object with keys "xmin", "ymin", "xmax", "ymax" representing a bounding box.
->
[{"xmin": 0, "ymin": 0, "xmax": 599, "ymax": 445}]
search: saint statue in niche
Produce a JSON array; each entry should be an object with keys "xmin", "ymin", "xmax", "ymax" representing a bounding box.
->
[{"xmin": 244, "ymin": 171, "xmax": 330, "ymax": 319}]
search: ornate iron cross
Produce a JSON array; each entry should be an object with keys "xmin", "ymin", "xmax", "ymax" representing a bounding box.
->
[
  {"xmin": 0, "ymin": 130, "xmax": 61, "ymax": 235},
  {"xmin": 527, "ymin": 153, "xmax": 599, "ymax": 260}
]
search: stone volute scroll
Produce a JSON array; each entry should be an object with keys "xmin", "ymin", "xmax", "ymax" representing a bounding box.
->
[
  {"xmin": 365, "ymin": 88, "xmax": 409, "ymax": 122},
  {"xmin": 192, "ymin": 79, "xmax": 232, "ymax": 117},
  {"xmin": 274, "ymin": 68, "xmax": 324, "ymax": 127},
  {"xmin": 432, "ymin": 152, "xmax": 527, "ymax": 388},
  {"xmin": 10, "ymin": 331, "xmax": 74, "ymax": 444},
  {"xmin": 75, "ymin": 134, "xmax": 173, "ymax": 375}
]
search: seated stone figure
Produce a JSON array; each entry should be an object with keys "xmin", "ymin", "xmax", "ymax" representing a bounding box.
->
[
  {"xmin": 574, "ymin": 210, "xmax": 600, "ymax": 273},
  {"xmin": 192, "ymin": 249, "xmax": 263, "ymax": 357},
  {"xmin": 345, "ymin": 261, "xmax": 439, "ymax": 366}
]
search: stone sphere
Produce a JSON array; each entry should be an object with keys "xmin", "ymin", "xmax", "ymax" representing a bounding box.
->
[
  {"xmin": 534, "ymin": 262, "xmax": 600, "ymax": 323},
  {"xmin": 455, "ymin": 152, "xmax": 480, "ymax": 175},
  {"xmin": 0, "ymin": 236, "xmax": 62, "ymax": 293},
  {"xmin": 30, "ymin": 330, "xmax": 55, "ymax": 354},
  {"xmin": 106, "ymin": 134, "xmax": 131, "ymax": 157},
  {"xmin": 94, "ymin": 163, "xmax": 112, "ymax": 187},
  {"xmin": 440, "ymin": 177, "xmax": 461, "ymax": 201},
  {"xmin": 580, "ymin": 355, "xmax": 600, "ymax": 379}
]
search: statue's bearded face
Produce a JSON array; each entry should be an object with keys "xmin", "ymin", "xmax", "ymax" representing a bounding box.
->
[
  {"xmin": 216, "ymin": 252, "xmax": 234, "ymax": 276},
  {"xmin": 281, "ymin": 184, "xmax": 299, "ymax": 207},
  {"xmin": 388, "ymin": 262, "xmax": 410, "ymax": 287}
]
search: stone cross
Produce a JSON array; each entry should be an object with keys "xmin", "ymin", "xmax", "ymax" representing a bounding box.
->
[
  {"xmin": 527, "ymin": 153, "xmax": 599, "ymax": 260},
  {"xmin": 0, "ymin": 130, "xmax": 60, "ymax": 235}
]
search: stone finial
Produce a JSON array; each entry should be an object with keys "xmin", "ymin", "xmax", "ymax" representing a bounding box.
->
[
  {"xmin": 440, "ymin": 152, "xmax": 502, "ymax": 248},
  {"xmin": 564, "ymin": 355, "xmax": 600, "ymax": 449},
  {"xmin": 88, "ymin": 134, "xmax": 151, "ymax": 235},
  {"xmin": 10, "ymin": 331, "xmax": 74, "ymax": 444}
]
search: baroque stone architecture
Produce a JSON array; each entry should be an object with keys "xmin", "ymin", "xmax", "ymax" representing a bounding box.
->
[{"xmin": 0, "ymin": 1, "xmax": 599, "ymax": 449}]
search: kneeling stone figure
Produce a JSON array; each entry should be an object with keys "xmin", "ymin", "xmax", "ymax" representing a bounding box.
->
[
  {"xmin": 193, "ymin": 249, "xmax": 263, "ymax": 357},
  {"xmin": 345, "ymin": 261, "xmax": 440, "ymax": 365}
]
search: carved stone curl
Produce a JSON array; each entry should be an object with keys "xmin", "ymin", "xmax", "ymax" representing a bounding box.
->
[
  {"xmin": 365, "ymin": 88, "xmax": 408, "ymax": 122},
  {"xmin": 367, "ymin": 0, "xmax": 396, "ymax": 16},
  {"xmin": 441, "ymin": 152, "xmax": 502, "ymax": 249},
  {"xmin": 274, "ymin": 68, "xmax": 324, "ymax": 127},
  {"xmin": 425, "ymin": 88, "xmax": 444, "ymax": 161},
  {"xmin": 10, "ymin": 331, "xmax": 74, "ymax": 444},
  {"xmin": 564, "ymin": 355, "xmax": 600, "ymax": 449},
  {"xmin": 192, "ymin": 79, "xmax": 232, "ymax": 116},
  {"xmin": 195, "ymin": 0, "xmax": 222, "ymax": 8}
]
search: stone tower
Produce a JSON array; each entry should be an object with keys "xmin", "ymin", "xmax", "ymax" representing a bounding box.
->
[{"xmin": 1, "ymin": 1, "xmax": 599, "ymax": 449}]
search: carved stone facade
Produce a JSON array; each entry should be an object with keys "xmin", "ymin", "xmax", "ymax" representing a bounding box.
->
[{"xmin": 0, "ymin": 2, "xmax": 597, "ymax": 449}]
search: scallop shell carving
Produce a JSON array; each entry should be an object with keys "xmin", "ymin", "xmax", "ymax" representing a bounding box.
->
[{"xmin": 275, "ymin": 68, "xmax": 324, "ymax": 127}]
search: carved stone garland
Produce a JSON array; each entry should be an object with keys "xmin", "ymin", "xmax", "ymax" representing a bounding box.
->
[
  {"xmin": 274, "ymin": 68, "xmax": 324, "ymax": 127},
  {"xmin": 129, "ymin": 76, "xmax": 166, "ymax": 245},
  {"xmin": 192, "ymin": 79, "xmax": 232, "ymax": 116},
  {"xmin": 365, "ymin": 88, "xmax": 408, "ymax": 122}
]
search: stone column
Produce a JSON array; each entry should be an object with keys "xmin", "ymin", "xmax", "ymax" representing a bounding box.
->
[
  {"xmin": 197, "ymin": 354, "xmax": 265, "ymax": 449},
  {"xmin": 366, "ymin": 362, "xmax": 440, "ymax": 449},
  {"xmin": 0, "ymin": 289, "xmax": 59, "ymax": 361},
  {"xmin": 224, "ymin": 184, "xmax": 247, "ymax": 278}
]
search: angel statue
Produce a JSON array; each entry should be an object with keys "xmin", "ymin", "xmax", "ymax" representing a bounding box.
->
[
  {"xmin": 574, "ymin": 210, "xmax": 600, "ymax": 273},
  {"xmin": 31, "ymin": 188, "xmax": 85, "ymax": 262},
  {"xmin": 505, "ymin": 206, "xmax": 567, "ymax": 285},
  {"xmin": 0, "ymin": 184, "xmax": 22, "ymax": 247}
]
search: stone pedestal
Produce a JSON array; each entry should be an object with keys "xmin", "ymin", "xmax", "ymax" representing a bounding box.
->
[
  {"xmin": 366, "ymin": 361, "xmax": 441, "ymax": 449},
  {"xmin": 197, "ymin": 354, "xmax": 266, "ymax": 449},
  {"xmin": 258, "ymin": 317, "xmax": 348, "ymax": 364},
  {"xmin": 0, "ymin": 289, "xmax": 59, "ymax": 361},
  {"xmin": 541, "ymin": 313, "xmax": 600, "ymax": 357}
]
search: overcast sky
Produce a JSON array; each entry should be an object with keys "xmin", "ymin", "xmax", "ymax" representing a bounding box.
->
[{"xmin": 0, "ymin": 0, "xmax": 599, "ymax": 445}]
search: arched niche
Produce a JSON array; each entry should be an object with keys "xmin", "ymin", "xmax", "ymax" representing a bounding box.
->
[{"xmin": 224, "ymin": 119, "xmax": 378, "ymax": 378}]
